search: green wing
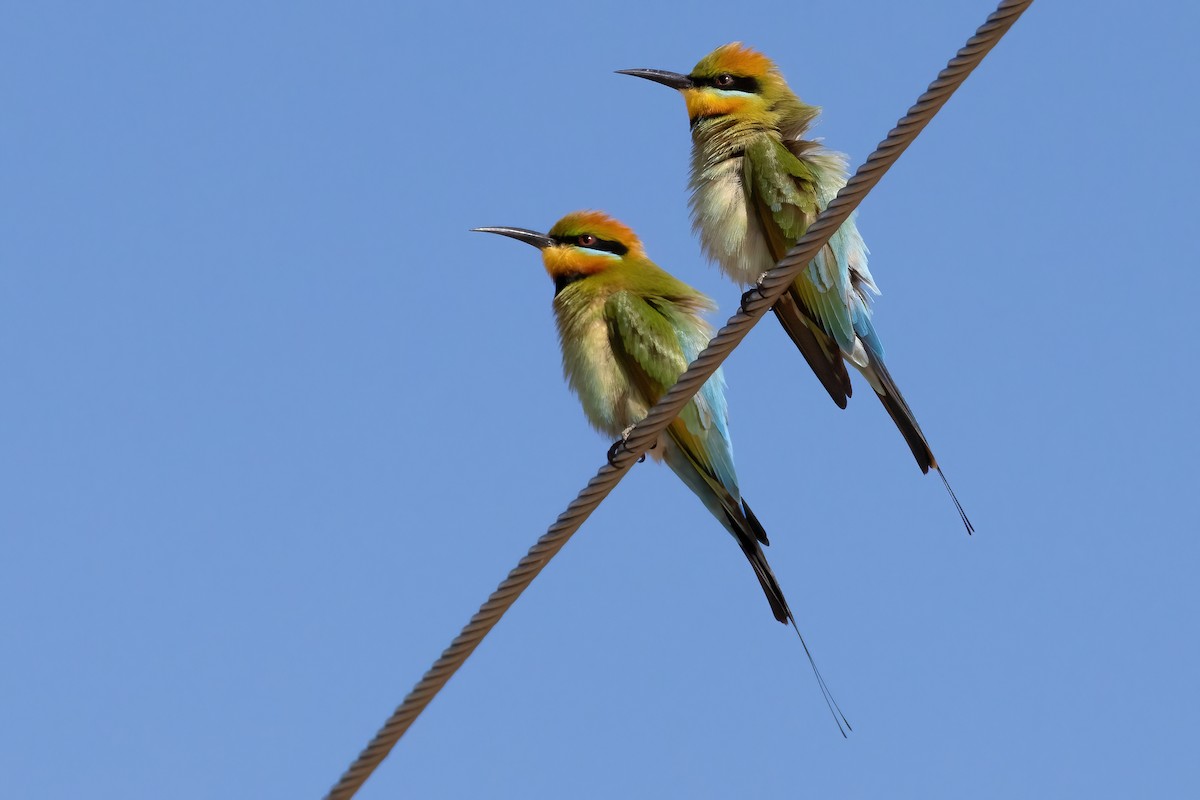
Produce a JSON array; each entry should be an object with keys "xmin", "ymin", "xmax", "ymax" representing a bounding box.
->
[
  {"xmin": 604, "ymin": 290, "xmax": 686, "ymax": 403},
  {"xmin": 603, "ymin": 291, "xmax": 739, "ymax": 499},
  {"xmin": 744, "ymin": 137, "xmax": 854, "ymax": 406}
]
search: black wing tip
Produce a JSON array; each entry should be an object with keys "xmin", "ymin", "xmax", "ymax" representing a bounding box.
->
[
  {"xmin": 740, "ymin": 498, "xmax": 770, "ymax": 546},
  {"xmin": 770, "ymin": 299, "xmax": 852, "ymax": 409}
]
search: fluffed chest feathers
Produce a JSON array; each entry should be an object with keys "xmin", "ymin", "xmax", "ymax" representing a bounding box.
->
[
  {"xmin": 552, "ymin": 293, "xmax": 649, "ymax": 437},
  {"xmin": 688, "ymin": 155, "xmax": 775, "ymax": 284}
]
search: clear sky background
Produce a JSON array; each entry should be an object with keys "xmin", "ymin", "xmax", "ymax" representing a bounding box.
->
[{"xmin": 3, "ymin": 2, "xmax": 1198, "ymax": 798}]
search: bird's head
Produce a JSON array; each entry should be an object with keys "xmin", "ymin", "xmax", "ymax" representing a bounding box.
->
[
  {"xmin": 618, "ymin": 43, "xmax": 813, "ymax": 132},
  {"xmin": 473, "ymin": 210, "xmax": 645, "ymax": 295}
]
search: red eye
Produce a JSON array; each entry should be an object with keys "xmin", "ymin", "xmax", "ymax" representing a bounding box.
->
[
  {"xmin": 715, "ymin": 74, "xmax": 735, "ymax": 87},
  {"xmin": 577, "ymin": 234, "xmax": 597, "ymax": 247}
]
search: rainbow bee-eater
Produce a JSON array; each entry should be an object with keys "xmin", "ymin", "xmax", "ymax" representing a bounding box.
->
[
  {"xmin": 474, "ymin": 210, "xmax": 847, "ymax": 732},
  {"xmin": 619, "ymin": 43, "xmax": 972, "ymax": 533}
]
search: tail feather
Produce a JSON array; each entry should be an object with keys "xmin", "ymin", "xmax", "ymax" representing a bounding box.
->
[
  {"xmin": 663, "ymin": 434, "xmax": 852, "ymax": 731},
  {"xmin": 860, "ymin": 339, "xmax": 975, "ymax": 534},
  {"xmin": 862, "ymin": 345, "xmax": 936, "ymax": 474},
  {"xmin": 772, "ymin": 291, "xmax": 852, "ymax": 409},
  {"xmin": 722, "ymin": 502, "xmax": 851, "ymax": 736},
  {"xmin": 723, "ymin": 506, "xmax": 789, "ymax": 624}
]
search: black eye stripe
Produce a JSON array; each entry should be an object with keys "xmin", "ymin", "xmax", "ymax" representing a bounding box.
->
[
  {"xmin": 690, "ymin": 74, "xmax": 760, "ymax": 94},
  {"xmin": 551, "ymin": 235, "xmax": 628, "ymax": 256}
]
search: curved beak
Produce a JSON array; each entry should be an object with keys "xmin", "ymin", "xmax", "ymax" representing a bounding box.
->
[
  {"xmin": 615, "ymin": 68, "xmax": 694, "ymax": 90},
  {"xmin": 471, "ymin": 226, "xmax": 555, "ymax": 250}
]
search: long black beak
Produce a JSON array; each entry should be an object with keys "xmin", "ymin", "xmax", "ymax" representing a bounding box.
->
[
  {"xmin": 615, "ymin": 68, "xmax": 694, "ymax": 90},
  {"xmin": 471, "ymin": 226, "xmax": 555, "ymax": 250}
]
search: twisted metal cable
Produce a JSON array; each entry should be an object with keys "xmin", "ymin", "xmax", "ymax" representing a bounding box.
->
[{"xmin": 324, "ymin": 2, "xmax": 1031, "ymax": 796}]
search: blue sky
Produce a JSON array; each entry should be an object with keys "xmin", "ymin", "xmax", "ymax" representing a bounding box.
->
[{"xmin": 3, "ymin": 2, "xmax": 1198, "ymax": 797}]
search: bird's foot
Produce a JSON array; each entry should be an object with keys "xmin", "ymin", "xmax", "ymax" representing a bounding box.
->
[
  {"xmin": 626, "ymin": 426, "xmax": 652, "ymax": 463},
  {"xmin": 607, "ymin": 426, "xmax": 648, "ymax": 466},
  {"xmin": 740, "ymin": 278, "xmax": 768, "ymax": 311}
]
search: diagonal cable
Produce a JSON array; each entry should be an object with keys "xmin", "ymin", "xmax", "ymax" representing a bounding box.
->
[{"xmin": 324, "ymin": 1, "xmax": 1032, "ymax": 796}]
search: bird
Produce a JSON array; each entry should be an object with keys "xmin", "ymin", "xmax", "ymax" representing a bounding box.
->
[
  {"xmin": 474, "ymin": 210, "xmax": 848, "ymax": 733},
  {"xmin": 618, "ymin": 43, "xmax": 973, "ymax": 533}
]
